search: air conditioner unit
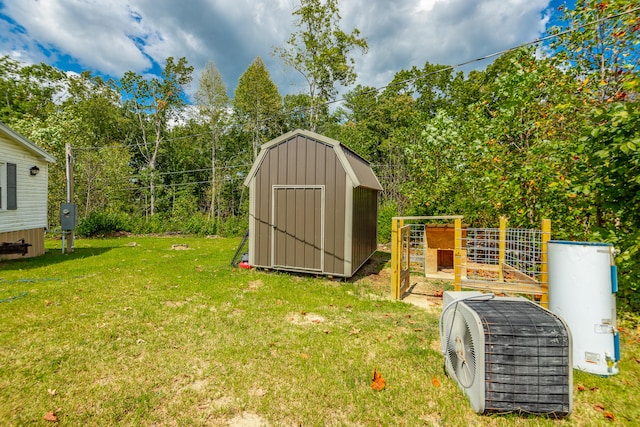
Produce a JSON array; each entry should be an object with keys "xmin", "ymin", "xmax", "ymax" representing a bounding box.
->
[{"xmin": 440, "ymin": 291, "xmax": 572, "ymax": 416}]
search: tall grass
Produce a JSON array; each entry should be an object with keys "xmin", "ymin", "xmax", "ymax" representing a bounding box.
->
[{"xmin": 1, "ymin": 236, "xmax": 638, "ymax": 426}]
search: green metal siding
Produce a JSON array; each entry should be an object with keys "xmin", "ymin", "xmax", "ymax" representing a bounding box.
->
[{"xmin": 351, "ymin": 187, "xmax": 378, "ymax": 273}]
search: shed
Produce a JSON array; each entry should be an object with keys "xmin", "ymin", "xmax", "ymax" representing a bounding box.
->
[
  {"xmin": 243, "ymin": 129, "xmax": 382, "ymax": 277},
  {"xmin": 0, "ymin": 121, "xmax": 56, "ymax": 260}
]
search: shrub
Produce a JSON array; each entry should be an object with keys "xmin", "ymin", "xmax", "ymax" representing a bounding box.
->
[
  {"xmin": 377, "ymin": 200, "xmax": 398, "ymax": 244},
  {"xmin": 219, "ymin": 215, "xmax": 247, "ymax": 237},
  {"xmin": 180, "ymin": 214, "xmax": 216, "ymax": 236},
  {"xmin": 76, "ymin": 211, "xmax": 131, "ymax": 237}
]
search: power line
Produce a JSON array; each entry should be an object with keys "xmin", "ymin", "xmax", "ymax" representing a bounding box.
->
[
  {"xmin": 323, "ymin": 5, "xmax": 640, "ymax": 109},
  {"xmin": 61, "ymin": 5, "xmax": 640, "ymax": 181},
  {"xmin": 66, "ymin": 5, "xmax": 640, "ymax": 155}
]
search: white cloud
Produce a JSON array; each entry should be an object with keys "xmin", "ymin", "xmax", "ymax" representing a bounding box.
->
[{"xmin": 0, "ymin": 0, "xmax": 555, "ymax": 98}]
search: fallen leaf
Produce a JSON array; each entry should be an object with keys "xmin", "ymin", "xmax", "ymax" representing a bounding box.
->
[
  {"xmin": 604, "ymin": 411, "xmax": 615, "ymax": 421},
  {"xmin": 593, "ymin": 403, "xmax": 605, "ymax": 412},
  {"xmin": 577, "ymin": 384, "xmax": 586, "ymax": 391},
  {"xmin": 431, "ymin": 376, "xmax": 441, "ymax": 387},
  {"xmin": 372, "ymin": 368, "xmax": 386, "ymax": 391},
  {"xmin": 301, "ymin": 353, "xmax": 309, "ymax": 359},
  {"xmin": 47, "ymin": 389, "xmax": 56, "ymax": 396},
  {"xmin": 44, "ymin": 411, "xmax": 57, "ymax": 421}
]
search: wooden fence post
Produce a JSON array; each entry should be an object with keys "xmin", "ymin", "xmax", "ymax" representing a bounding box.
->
[
  {"xmin": 454, "ymin": 218, "xmax": 462, "ymax": 291},
  {"xmin": 540, "ymin": 219, "xmax": 552, "ymax": 308},
  {"xmin": 391, "ymin": 218, "xmax": 399, "ymax": 299}
]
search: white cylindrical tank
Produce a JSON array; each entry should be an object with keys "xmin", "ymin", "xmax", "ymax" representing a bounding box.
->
[{"xmin": 548, "ymin": 241, "xmax": 619, "ymax": 376}]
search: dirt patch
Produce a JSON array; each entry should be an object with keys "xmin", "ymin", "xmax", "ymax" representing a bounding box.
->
[
  {"xmin": 352, "ymin": 248, "xmax": 448, "ymax": 310},
  {"xmin": 247, "ymin": 280, "xmax": 263, "ymax": 291},
  {"xmin": 171, "ymin": 244, "xmax": 190, "ymax": 250},
  {"xmin": 228, "ymin": 412, "xmax": 268, "ymax": 427},
  {"xmin": 287, "ymin": 312, "xmax": 326, "ymax": 325},
  {"xmin": 163, "ymin": 300, "xmax": 187, "ymax": 307},
  {"xmin": 402, "ymin": 278, "xmax": 446, "ymax": 310}
]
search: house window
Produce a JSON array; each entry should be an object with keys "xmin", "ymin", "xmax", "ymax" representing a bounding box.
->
[{"xmin": 0, "ymin": 162, "xmax": 17, "ymax": 210}]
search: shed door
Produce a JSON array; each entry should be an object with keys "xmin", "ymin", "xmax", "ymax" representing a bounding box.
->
[{"xmin": 271, "ymin": 186, "xmax": 324, "ymax": 271}]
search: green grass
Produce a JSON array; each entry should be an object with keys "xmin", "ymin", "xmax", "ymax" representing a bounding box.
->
[{"xmin": 1, "ymin": 236, "xmax": 639, "ymax": 426}]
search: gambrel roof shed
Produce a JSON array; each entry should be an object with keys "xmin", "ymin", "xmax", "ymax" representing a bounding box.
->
[{"xmin": 243, "ymin": 129, "xmax": 382, "ymax": 277}]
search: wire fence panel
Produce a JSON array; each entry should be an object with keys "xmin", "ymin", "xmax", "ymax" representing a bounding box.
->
[
  {"xmin": 399, "ymin": 225, "xmax": 411, "ymax": 297},
  {"xmin": 408, "ymin": 223, "xmax": 426, "ymax": 274},
  {"xmin": 465, "ymin": 228, "xmax": 501, "ymax": 281},
  {"xmin": 505, "ymin": 228, "xmax": 543, "ymax": 281},
  {"xmin": 460, "ymin": 226, "xmax": 545, "ymax": 297}
]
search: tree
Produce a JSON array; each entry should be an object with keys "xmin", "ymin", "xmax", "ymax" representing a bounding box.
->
[
  {"xmin": 61, "ymin": 72, "xmax": 135, "ymax": 215},
  {"xmin": 233, "ymin": 57, "xmax": 282, "ymax": 159},
  {"xmin": 274, "ymin": 0, "xmax": 367, "ymax": 131},
  {"xmin": 550, "ymin": 0, "xmax": 639, "ymax": 104},
  {"xmin": 461, "ymin": 48, "xmax": 586, "ymax": 229},
  {"xmin": 585, "ymin": 91, "xmax": 640, "ymax": 310},
  {"xmin": 195, "ymin": 61, "xmax": 230, "ymax": 222},
  {"xmin": 117, "ymin": 57, "xmax": 193, "ymax": 216},
  {"xmin": 0, "ymin": 56, "xmax": 65, "ymax": 123},
  {"xmin": 338, "ymin": 82, "xmax": 418, "ymax": 212}
]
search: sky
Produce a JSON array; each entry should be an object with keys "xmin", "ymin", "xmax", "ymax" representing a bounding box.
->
[{"xmin": 0, "ymin": 0, "xmax": 574, "ymax": 100}]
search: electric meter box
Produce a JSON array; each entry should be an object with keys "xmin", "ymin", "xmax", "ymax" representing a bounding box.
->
[{"xmin": 60, "ymin": 203, "xmax": 77, "ymax": 231}]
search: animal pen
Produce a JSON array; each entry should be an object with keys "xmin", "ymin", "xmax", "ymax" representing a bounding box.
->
[{"xmin": 391, "ymin": 216, "xmax": 552, "ymax": 307}]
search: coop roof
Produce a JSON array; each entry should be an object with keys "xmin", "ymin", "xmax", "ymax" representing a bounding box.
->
[{"xmin": 243, "ymin": 129, "xmax": 382, "ymax": 191}]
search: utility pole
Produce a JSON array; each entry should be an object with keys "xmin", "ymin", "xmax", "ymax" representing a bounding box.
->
[{"xmin": 63, "ymin": 143, "xmax": 75, "ymax": 253}]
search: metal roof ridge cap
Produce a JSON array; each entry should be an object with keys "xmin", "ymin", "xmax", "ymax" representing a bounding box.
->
[{"xmin": 333, "ymin": 143, "xmax": 361, "ymax": 188}]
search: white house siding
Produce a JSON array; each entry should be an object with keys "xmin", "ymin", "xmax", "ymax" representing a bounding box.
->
[{"xmin": 0, "ymin": 134, "xmax": 50, "ymax": 234}]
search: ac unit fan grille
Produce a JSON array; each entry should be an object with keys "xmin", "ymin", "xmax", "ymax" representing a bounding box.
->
[{"xmin": 465, "ymin": 300, "xmax": 571, "ymax": 416}]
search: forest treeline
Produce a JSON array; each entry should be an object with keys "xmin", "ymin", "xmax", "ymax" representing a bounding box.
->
[{"xmin": 1, "ymin": 1, "xmax": 638, "ymax": 310}]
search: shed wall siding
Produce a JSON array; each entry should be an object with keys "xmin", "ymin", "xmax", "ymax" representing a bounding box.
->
[
  {"xmin": 251, "ymin": 135, "xmax": 347, "ymax": 274},
  {"xmin": 351, "ymin": 187, "xmax": 378, "ymax": 272},
  {"xmin": 0, "ymin": 136, "xmax": 49, "ymax": 234}
]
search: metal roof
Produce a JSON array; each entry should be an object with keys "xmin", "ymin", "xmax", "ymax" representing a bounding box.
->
[{"xmin": 244, "ymin": 129, "xmax": 382, "ymax": 191}]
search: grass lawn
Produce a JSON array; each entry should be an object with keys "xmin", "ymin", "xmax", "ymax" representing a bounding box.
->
[{"xmin": 1, "ymin": 236, "xmax": 639, "ymax": 426}]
